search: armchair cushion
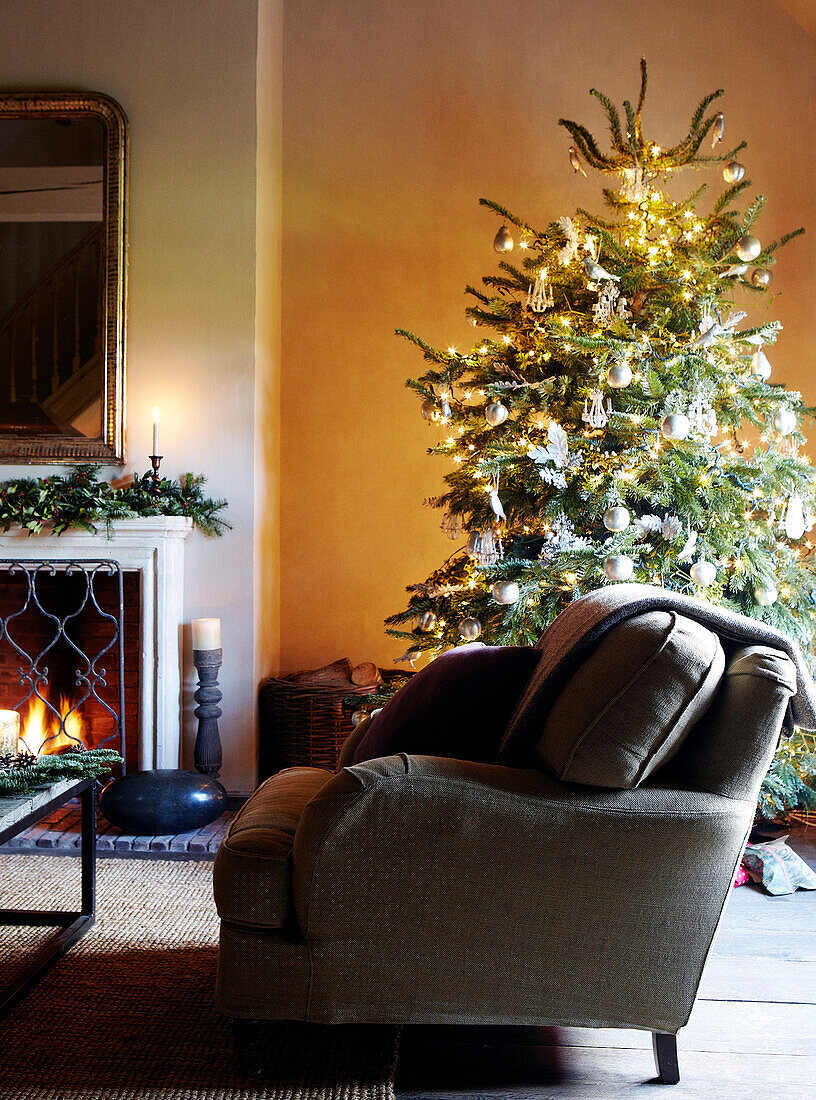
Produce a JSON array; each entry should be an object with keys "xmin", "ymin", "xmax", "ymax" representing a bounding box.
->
[
  {"xmin": 213, "ymin": 766, "xmax": 332, "ymax": 929},
  {"xmin": 352, "ymin": 642, "xmax": 541, "ymax": 765},
  {"xmin": 537, "ymin": 610, "xmax": 725, "ymax": 787}
]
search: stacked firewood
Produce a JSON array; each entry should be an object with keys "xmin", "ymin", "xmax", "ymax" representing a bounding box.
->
[{"xmin": 286, "ymin": 658, "xmax": 382, "ymax": 690}]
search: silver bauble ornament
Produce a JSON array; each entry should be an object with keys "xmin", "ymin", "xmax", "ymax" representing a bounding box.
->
[
  {"xmin": 661, "ymin": 413, "xmax": 691, "ymax": 441},
  {"xmin": 416, "ymin": 610, "xmax": 437, "ymax": 632},
  {"xmin": 722, "ymin": 160, "xmax": 745, "ymax": 184},
  {"xmin": 420, "ymin": 399, "xmax": 435, "ymax": 421},
  {"xmin": 485, "ymin": 400, "xmax": 509, "ymax": 427},
  {"xmin": 754, "ymin": 582, "xmax": 778, "ymax": 607},
  {"xmin": 458, "ymin": 617, "xmax": 483, "ymax": 641},
  {"xmin": 772, "ymin": 407, "xmax": 797, "ymax": 435},
  {"xmin": 735, "ymin": 234, "xmax": 761, "ymax": 263},
  {"xmin": 491, "ymin": 580, "xmax": 520, "ymax": 605},
  {"xmin": 750, "ymin": 268, "xmax": 773, "ymax": 288},
  {"xmin": 606, "ymin": 362, "xmax": 633, "ymax": 389},
  {"xmin": 603, "ymin": 506, "xmax": 630, "ymax": 532},
  {"xmin": 690, "ymin": 559, "xmax": 717, "ymax": 587},
  {"xmin": 493, "ymin": 225, "xmax": 514, "ymax": 253},
  {"xmin": 603, "ymin": 554, "xmax": 634, "ymax": 582},
  {"xmin": 750, "ymin": 349, "xmax": 772, "ymax": 381},
  {"xmin": 351, "ymin": 710, "xmax": 367, "ymax": 727}
]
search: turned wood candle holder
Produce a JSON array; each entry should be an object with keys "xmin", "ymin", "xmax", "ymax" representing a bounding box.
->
[{"xmin": 193, "ymin": 647, "xmax": 223, "ymax": 777}]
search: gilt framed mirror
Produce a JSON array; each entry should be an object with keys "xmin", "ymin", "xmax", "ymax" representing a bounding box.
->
[{"xmin": 0, "ymin": 92, "xmax": 127, "ymax": 464}]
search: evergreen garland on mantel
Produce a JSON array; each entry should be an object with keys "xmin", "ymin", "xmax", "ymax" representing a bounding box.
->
[{"xmin": 0, "ymin": 466, "xmax": 229, "ymax": 537}]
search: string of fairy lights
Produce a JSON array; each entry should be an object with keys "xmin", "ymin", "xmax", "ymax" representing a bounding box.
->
[{"xmin": 385, "ymin": 64, "xmax": 816, "ymax": 664}]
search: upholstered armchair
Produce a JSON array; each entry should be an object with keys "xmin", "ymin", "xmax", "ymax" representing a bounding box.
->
[{"xmin": 213, "ymin": 585, "xmax": 814, "ymax": 1085}]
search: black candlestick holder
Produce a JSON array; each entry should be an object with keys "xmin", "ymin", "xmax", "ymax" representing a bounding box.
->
[
  {"xmin": 193, "ymin": 647, "xmax": 223, "ymax": 777},
  {"xmin": 149, "ymin": 454, "xmax": 163, "ymax": 492}
]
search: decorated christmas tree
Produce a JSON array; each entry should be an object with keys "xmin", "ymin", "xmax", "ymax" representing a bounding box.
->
[{"xmin": 385, "ymin": 62, "xmax": 816, "ymax": 818}]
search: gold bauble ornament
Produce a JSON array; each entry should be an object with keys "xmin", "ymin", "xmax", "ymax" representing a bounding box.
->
[
  {"xmin": 420, "ymin": 399, "xmax": 435, "ymax": 421},
  {"xmin": 661, "ymin": 413, "xmax": 691, "ymax": 441},
  {"xmin": 722, "ymin": 161, "xmax": 745, "ymax": 184},
  {"xmin": 491, "ymin": 580, "xmax": 519, "ymax": 605},
  {"xmin": 772, "ymin": 407, "xmax": 797, "ymax": 435},
  {"xmin": 606, "ymin": 362, "xmax": 633, "ymax": 389},
  {"xmin": 603, "ymin": 555, "xmax": 634, "ymax": 582},
  {"xmin": 735, "ymin": 234, "xmax": 761, "ymax": 262},
  {"xmin": 750, "ymin": 268, "xmax": 773, "ymax": 288},
  {"xmin": 485, "ymin": 401, "xmax": 509, "ymax": 427},
  {"xmin": 458, "ymin": 617, "xmax": 482, "ymax": 641},
  {"xmin": 603, "ymin": 506, "xmax": 630, "ymax": 532},
  {"xmin": 753, "ymin": 582, "xmax": 778, "ymax": 607}
]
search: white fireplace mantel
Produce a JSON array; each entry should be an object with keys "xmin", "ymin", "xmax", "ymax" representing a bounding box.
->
[{"xmin": 0, "ymin": 516, "xmax": 193, "ymax": 769}]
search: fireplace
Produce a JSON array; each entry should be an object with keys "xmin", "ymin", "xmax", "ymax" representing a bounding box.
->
[
  {"xmin": 0, "ymin": 561, "xmax": 139, "ymax": 772},
  {"xmin": 0, "ymin": 517, "xmax": 192, "ymax": 769}
]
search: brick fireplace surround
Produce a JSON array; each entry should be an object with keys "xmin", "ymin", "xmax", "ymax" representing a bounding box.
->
[{"xmin": 0, "ymin": 517, "xmax": 192, "ymax": 769}]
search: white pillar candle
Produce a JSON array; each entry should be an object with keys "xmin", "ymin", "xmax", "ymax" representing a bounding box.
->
[
  {"xmin": 152, "ymin": 406, "xmax": 160, "ymax": 455},
  {"xmin": 0, "ymin": 709, "xmax": 20, "ymax": 755},
  {"xmin": 192, "ymin": 617, "xmax": 221, "ymax": 650}
]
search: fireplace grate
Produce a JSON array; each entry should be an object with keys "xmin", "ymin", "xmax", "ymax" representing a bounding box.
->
[{"xmin": 0, "ymin": 559, "xmax": 125, "ymax": 766}]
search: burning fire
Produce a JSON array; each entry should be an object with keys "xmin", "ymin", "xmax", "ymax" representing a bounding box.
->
[{"xmin": 19, "ymin": 695, "xmax": 86, "ymax": 755}]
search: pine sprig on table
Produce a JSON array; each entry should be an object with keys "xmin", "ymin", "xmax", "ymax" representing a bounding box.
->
[
  {"xmin": 0, "ymin": 747, "xmax": 123, "ymax": 796},
  {"xmin": 0, "ymin": 466, "xmax": 229, "ymax": 537}
]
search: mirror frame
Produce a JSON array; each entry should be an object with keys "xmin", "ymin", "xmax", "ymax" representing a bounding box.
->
[{"xmin": 0, "ymin": 91, "xmax": 128, "ymax": 464}]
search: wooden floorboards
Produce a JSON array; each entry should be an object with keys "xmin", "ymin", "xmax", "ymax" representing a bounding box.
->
[{"xmin": 395, "ymin": 826, "xmax": 816, "ymax": 1099}]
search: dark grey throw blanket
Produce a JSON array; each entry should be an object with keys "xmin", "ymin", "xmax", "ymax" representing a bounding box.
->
[{"xmin": 498, "ymin": 583, "xmax": 816, "ymax": 765}]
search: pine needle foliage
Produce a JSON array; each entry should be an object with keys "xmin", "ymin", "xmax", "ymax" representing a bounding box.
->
[
  {"xmin": 386, "ymin": 65, "xmax": 816, "ymax": 817},
  {"xmin": 0, "ymin": 466, "xmax": 229, "ymax": 537}
]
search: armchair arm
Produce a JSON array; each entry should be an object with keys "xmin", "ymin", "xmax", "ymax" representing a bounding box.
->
[{"xmin": 292, "ymin": 754, "xmax": 752, "ymax": 1031}]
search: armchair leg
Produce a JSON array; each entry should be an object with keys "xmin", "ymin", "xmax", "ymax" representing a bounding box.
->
[
  {"xmin": 652, "ymin": 1032, "xmax": 680, "ymax": 1084},
  {"xmin": 232, "ymin": 1018, "xmax": 262, "ymax": 1075}
]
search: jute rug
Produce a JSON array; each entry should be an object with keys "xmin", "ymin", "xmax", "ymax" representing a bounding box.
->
[{"xmin": 0, "ymin": 855, "xmax": 399, "ymax": 1099}]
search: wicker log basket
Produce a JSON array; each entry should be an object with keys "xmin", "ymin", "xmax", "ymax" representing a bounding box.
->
[{"xmin": 259, "ymin": 658, "xmax": 381, "ymax": 777}]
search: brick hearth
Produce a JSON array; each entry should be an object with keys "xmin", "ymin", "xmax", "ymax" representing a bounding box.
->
[{"xmin": 0, "ymin": 802, "xmax": 233, "ymax": 860}]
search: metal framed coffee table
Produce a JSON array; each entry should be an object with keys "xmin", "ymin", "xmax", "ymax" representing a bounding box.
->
[{"xmin": 0, "ymin": 777, "xmax": 96, "ymax": 1014}]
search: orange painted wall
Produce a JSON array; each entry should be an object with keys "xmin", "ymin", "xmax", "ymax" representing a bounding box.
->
[{"xmin": 279, "ymin": 0, "xmax": 816, "ymax": 673}]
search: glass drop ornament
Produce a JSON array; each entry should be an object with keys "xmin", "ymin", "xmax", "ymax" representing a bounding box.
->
[
  {"xmin": 735, "ymin": 234, "xmax": 761, "ymax": 263},
  {"xmin": 603, "ymin": 506, "xmax": 630, "ymax": 532},
  {"xmin": 754, "ymin": 582, "xmax": 778, "ymax": 607},
  {"xmin": 750, "ymin": 349, "xmax": 772, "ymax": 381},
  {"xmin": 690, "ymin": 559, "xmax": 717, "ymax": 587},
  {"xmin": 606, "ymin": 362, "xmax": 632, "ymax": 389},
  {"xmin": 416, "ymin": 610, "xmax": 437, "ymax": 632},
  {"xmin": 722, "ymin": 160, "xmax": 745, "ymax": 184},
  {"xmin": 485, "ymin": 401, "xmax": 509, "ymax": 427},
  {"xmin": 661, "ymin": 413, "xmax": 691, "ymax": 441},
  {"xmin": 603, "ymin": 555, "xmax": 633, "ymax": 582},
  {"xmin": 784, "ymin": 495, "xmax": 806, "ymax": 540},
  {"xmin": 491, "ymin": 580, "xmax": 519, "ymax": 605},
  {"xmin": 751, "ymin": 268, "xmax": 772, "ymax": 288},
  {"xmin": 458, "ymin": 617, "xmax": 482, "ymax": 641},
  {"xmin": 493, "ymin": 225, "xmax": 514, "ymax": 253},
  {"xmin": 772, "ymin": 407, "xmax": 797, "ymax": 435}
]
